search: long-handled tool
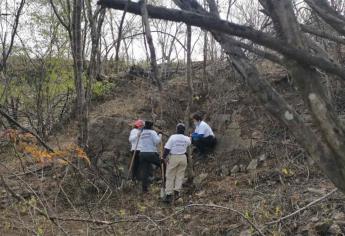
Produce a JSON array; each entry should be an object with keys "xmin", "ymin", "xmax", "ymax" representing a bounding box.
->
[
  {"xmin": 127, "ymin": 129, "xmax": 142, "ymax": 180},
  {"xmin": 159, "ymin": 136, "xmax": 166, "ymax": 199}
]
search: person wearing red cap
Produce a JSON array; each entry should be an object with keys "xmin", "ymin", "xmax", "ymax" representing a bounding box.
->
[
  {"xmin": 128, "ymin": 119, "xmax": 144, "ymax": 180},
  {"xmin": 137, "ymin": 120, "xmax": 162, "ymax": 193}
]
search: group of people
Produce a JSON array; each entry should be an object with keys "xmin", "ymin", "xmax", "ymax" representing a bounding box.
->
[{"xmin": 128, "ymin": 113, "xmax": 216, "ymax": 203}]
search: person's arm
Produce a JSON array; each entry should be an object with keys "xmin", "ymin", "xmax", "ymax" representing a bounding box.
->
[
  {"xmin": 186, "ymin": 136, "xmax": 192, "ymax": 145},
  {"xmin": 162, "ymin": 148, "xmax": 171, "ymax": 160},
  {"xmin": 129, "ymin": 129, "xmax": 138, "ymax": 142},
  {"xmin": 152, "ymin": 131, "xmax": 161, "ymax": 145}
]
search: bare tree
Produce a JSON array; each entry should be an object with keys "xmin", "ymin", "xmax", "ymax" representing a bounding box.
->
[
  {"xmin": 0, "ymin": 0, "xmax": 25, "ymax": 125},
  {"xmin": 98, "ymin": 0, "xmax": 345, "ymax": 194},
  {"xmin": 114, "ymin": 0, "xmax": 129, "ymax": 72},
  {"xmin": 50, "ymin": 0, "xmax": 106, "ymax": 148},
  {"xmin": 85, "ymin": 0, "xmax": 106, "ymax": 102},
  {"xmin": 185, "ymin": 24, "xmax": 194, "ymax": 181},
  {"xmin": 0, "ymin": 0, "xmax": 25, "ymax": 73}
]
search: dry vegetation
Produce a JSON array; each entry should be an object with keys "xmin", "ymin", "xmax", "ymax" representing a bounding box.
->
[{"xmin": 1, "ymin": 63, "xmax": 345, "ymax": 235}]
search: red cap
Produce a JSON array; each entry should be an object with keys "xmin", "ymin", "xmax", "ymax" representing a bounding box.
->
[{"xmin": 134, "ymin": 119, "xmax": 144, "ymax": 128}]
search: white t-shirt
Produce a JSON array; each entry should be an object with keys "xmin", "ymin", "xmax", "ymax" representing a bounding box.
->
[
  {"xmin": 195, "ymin": 121, "xmax": 214, "ymax": 137},
  {"xmin": 165, "ymin": 134, "xmax": 191, "ymax": 155},
  {"xmin": 129, "ymin": 128, "xmax": 141, "ymax": 151},
  {"xmin": 137, "ymin": 129, "xmax": 161, "ymax": 152}
]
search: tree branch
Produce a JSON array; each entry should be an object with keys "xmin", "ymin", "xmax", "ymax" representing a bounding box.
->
[
  {"xmin": 98, "ymin": 0, "xmax": 345, "ymax": 80},
  {"xmin": 49, "ymin": 0, "xmax": 71, "ymax": 32},
  {"xmin": 301, "ymin": 24, "xmax": 345, "ymax": 45},
  {"xmin": 266, "ymin": 188, "xmax": 337, "ymax": 225},
  {"xmin": 1, "ymin": 0, "xmax": 25, "ymax": 71},
  {"xmin": 140, "ymin": 0, "xmax": 162, "ymax": 91},
  {"xmin": 306, "ymin": 0, "xmax": 345, "ymax": 36}
]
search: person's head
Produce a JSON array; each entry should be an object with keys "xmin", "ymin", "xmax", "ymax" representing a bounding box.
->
[
  {"xmin": 144, "ymin": 120, "xmax": 154, "ymax": 129},
  {"xmin": 192, "ymin": 113, "xmax": 202, "ymax": 123},
  {"xmin": 176, "ymin": 123, "xmax": 186, "ymax": 134},
  {"xmin": 134, "ymin": 119, "xmax": 144, "ymax": 129}
]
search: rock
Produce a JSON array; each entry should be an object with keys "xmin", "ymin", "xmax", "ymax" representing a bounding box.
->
[
  {"xmin": 333, "ymin": 212, "xmax": 345, "ymax": 221},
  {"xmin": 221, "ymin": 165, "xmax": 231, "ymax": 176},
  {"xmin": 328, "ymin": 224, "xmax": 342, "ymax": 234},
  {"xmin": 176, "ymin": 198, "xmax": 184, "ymax": 204},
  {"xmin": 239, "ymin": 164, "xmax": 246, "ymax": 172},
  {"xmin": 193, "ymin": 173, "xmax": 208, "ymax": 187},
  {"xmin": 298, "ymin": 223, "xmax": 313, "ymax": 234},
  {"xmin": 195, "ymin": 190, "xmax": 206, "ymax": 197},
  {"xmin": 201, "ymin": 227, "xmax": 210, "ymax": 235},
  {"xmin": 210, "ymin": 114, "xmax": 230, "ymax": 132},
  {"xmin": 246, "ymin": 159, "xmax": 258, "ymax": 171},
  {"xmin": 231, "ymin": 165, "xmax": 240, "ymax": 174},
  {"xmin": 214, "ymin": 120, "xmax": 251, "ymax": 155},
  {"xmin": 239, "ymin": 229, "xmax": 251, "ymax": 236},
  {"xmin": 307, "ymin": 188, "xmax": 326, "ymax": 195},
  {"xmin": 183, "ymin": 214, "xmax": 192, "ymax": 221},
  {"xmin": 315, "ymin": 221, "xmax": 331, "ymax": 234},
  {"xmin": 87, "ymin": 116, "xmax": 131, "ymax": 188},
  {"xmin": 335, "ymin": 220, "xmax": 345, "ymax": 227},
  {"xmin": 258, "ymin": 154, "xmax": 267, "ymax": 162}
]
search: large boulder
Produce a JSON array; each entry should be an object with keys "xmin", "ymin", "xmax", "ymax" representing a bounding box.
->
[{"xmin": 87, "ymin": 116, "xmax": 131, "ymax": 187}]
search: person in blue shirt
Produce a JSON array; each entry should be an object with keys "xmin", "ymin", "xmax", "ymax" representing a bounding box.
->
[{"xmin": 191, "ymin": 113, "xmax": 217, "ymax": 159}]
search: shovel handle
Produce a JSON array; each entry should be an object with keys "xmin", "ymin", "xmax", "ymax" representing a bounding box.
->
[
  {"xmin": 127, "ymin": 130, "xmax": 142, "ymax": 180},
  {"xmin": 160, "ymin": 136, "xmax": 165, "ymax": 186}
]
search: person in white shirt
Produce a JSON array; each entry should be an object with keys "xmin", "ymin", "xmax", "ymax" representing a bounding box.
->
[
  {"xmin": 162, "ymin": 123, "xmax": 191, "ymax": 203},
  {"xmin": 137, "ymin": 120, "xmax": 162, "ymax": 193},
  {"xmin": 191, "ymin": 112, "xmax": 217, "ymax": 158},
  {"xmin": 128, "ymin": 119, "xmax": 144, "ymax": 180}
]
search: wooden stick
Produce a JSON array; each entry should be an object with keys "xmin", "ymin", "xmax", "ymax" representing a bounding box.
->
[
  {"xmin": 266, "ymin": 188, "xmax": 337, "ymax": 225},
  {"xmin": 127, "ymin": 130, "xmax": 142, "ymax": 180},
  {"xmin": 160, "ymin": 135, "xmax": 165, "ymax": 190}
]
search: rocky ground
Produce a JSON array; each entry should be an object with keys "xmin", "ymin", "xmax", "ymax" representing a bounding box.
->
[{"xmin": 1, "ymin": 62, "xmax": 345, "ymax": 235}]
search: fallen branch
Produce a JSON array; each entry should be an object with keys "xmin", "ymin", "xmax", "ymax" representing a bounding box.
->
[
  {"xmin": 266, "ymin": 188, "xmax": 338, "ymax": 225},
  {"xmin": 0, "ymin": 163, "xmax": 69, "ymax": 235},
  {"xmin": 44, "ymin": 203, "xmax": 266, "ymax": 236},
  {"xmin": 181, "ymin": 204, "xmax": 265, "ymax": 236},
  {"xmin": 49, "ymin": 216, "xmax": 136, "ymax": 225}
]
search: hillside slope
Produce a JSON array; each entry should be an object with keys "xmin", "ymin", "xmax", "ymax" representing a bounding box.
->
[{"xmin": 1, "ymin": 63, "xmax": 344, "ymax": 235}]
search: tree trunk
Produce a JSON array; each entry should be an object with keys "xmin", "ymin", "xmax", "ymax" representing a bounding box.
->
[
  {"xmin": 185, "ymin": 24, "xmax": 194, "ymax": 181},
  {"xmin": 140, "ymin": 0, "xmax": 163, "ymax": 121},
  {"xmin": 72, "ymin": 0, "xmax": 88, "ymax": 148},
  {"xmin": 86, "ymin": 2, "xmax": 106, "ymax": 104},
  {"xmin": 115, "ymin": 1, "xmax": 129, "ymax": 73},
  {"xmin": 258, "ymin": 0, "xmax": 345, "ymax": 192}
]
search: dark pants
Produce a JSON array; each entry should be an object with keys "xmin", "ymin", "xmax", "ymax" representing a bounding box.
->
[
  {"xmin": 130, "ymin": 150, "xmax": 140, "ymax": 180},
  {"xmin": 138, "ymin": 152, "xmax": 160, "ymax": 192},
  {"xmin": 193, "ymin": 136, "xmax": 217, "ymax": 155}
]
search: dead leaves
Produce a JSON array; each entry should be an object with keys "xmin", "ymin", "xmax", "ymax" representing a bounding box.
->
[{"xmin": 2, "ymin": 129, "xmax": 90, "ymax": 166}]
